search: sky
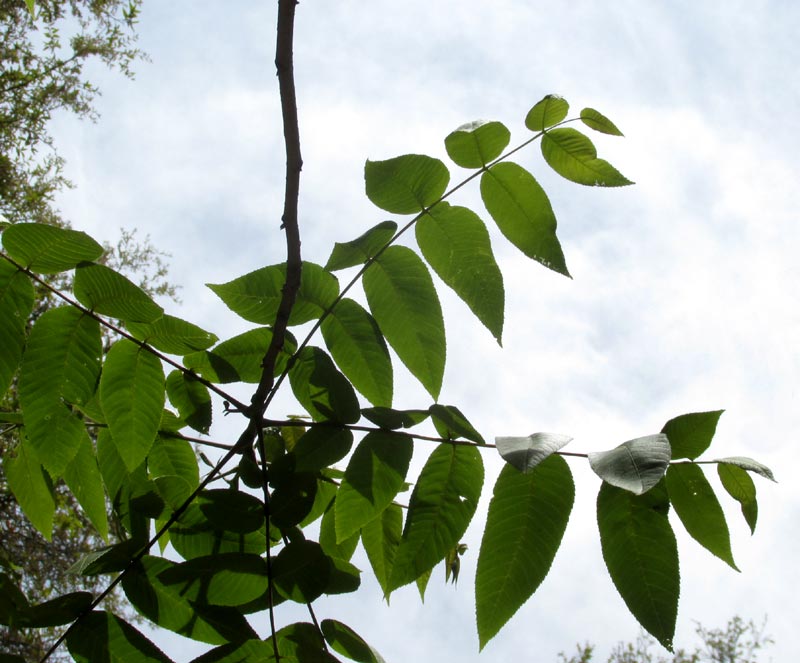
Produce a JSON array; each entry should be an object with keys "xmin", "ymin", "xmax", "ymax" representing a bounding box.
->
[{"xmin": 50, "ymin": 1, "xmax": 799, "ymax": 661}]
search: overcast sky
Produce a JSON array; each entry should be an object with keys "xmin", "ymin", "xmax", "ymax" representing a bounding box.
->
[{"xmin": 52, "ymin": 1, "xmax": 799, "ymax": 661}]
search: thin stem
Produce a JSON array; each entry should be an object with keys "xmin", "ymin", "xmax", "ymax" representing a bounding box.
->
[{"xmin": 0, "ymin": 252, "xmax": 249, "ymax": 413}]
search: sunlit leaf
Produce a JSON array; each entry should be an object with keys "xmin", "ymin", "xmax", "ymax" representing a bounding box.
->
[
  {"xmin": 289, "ymin": 346, "xmax": 361, "ymax": 424},
  {"xmin": 321, "ymin": 297, "xmax": 393, "ymax": 407},
  {"xmin": 336, "ymin": 431, "xmax": 413, "ymax": 543},
  {"xmin": 1, "ymin": 223, "xmax": 103, "ymax": 273},
  {"xmin": 525, "ymin": 95, "xmax": 569, "ymax": 131},
  {"xmin": 73, "ymin": 262, "xmax": 163, "ymax": 322},
  {"xmin": 416, "ymin": 202, "xmax": 504, "ymax": 343},
  {"xmin": 365, "ymin": 154, "xmax": 450, "ymax": 214},
  {"xmin": 662, "ymin": 410, "xmax": 724, "ymax": 460},
  {"xmin": 444, "ymin": 120, "xmax": 511, "ymax": 169},
  {"xmin": 588, "ymin": 434, "xmax": 670, "ymax": 495},
  {"xmin": 597, "ymin": 481, "xmax": 678, "ymax": 651},
  {"xmin": 100, "ymin": 339, "xmax": 165, "ymax": 472},
  {"xmin": 495, "ymin": 432, "xmax": 572, "ymax": 473},
  {"xmin": 480, "ymin": 162, "xmax": 570, "ymax": 276},
  {"xmin": 476, "ymin": 456, "xmax": 574, "ymax": 648},
  {"xmin": 325, "ymin": 221, "xmax": 397, "ymax": 271},
  {"xmin": 207, "ymin": 261, "xmax": 338, "ymax": 326},
  {"xmin": 389, "ymin": 444, "xmax": 483, "ymax": 591},
  {"xmin": 363, "ymin": 245, "xmax": 445, "ymax": 400},
  {"xmin": 541, "ymin": 127, "xmax": 633, "ymax": 187},
  {"xmin": 580, "ymin": 108, "xmax": 624, "ymax": 136}
]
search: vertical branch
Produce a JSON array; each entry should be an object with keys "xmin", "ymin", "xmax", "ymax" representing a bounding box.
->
[{"xmin": 251, "ymin": 0, "xmax": 303, "ymax": 415}]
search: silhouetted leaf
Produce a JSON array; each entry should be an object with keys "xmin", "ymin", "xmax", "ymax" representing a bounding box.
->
[{"xmin": 67, "ymin": 611, "xmax": 174, "ymax": 663}]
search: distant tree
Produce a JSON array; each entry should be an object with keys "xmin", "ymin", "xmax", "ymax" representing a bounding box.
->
[{"xmin": 558, "ymin": 617, "xmax": 773, "ymax": 663}]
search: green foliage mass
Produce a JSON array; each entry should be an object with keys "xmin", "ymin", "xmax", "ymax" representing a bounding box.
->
[{"xmin": 0, "ymin": 3, "xmax": 777, "ymax": 662}]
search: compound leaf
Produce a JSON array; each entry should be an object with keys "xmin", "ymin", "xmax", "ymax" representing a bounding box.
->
[
  {"xmin": 495, "ymin": 432, "xmax": 573, "ymax": 473},
  {"xmin": 74, "ymin": 262, "xmax": 163, "ymax": 323},
  {"xmin": 580, "ymin": 108, "xmax": 624, "ymax": 136},
  {"xmin": 444, "ymin": 120, "xmax": 510, "ymax": 169},
  {"xmin": 588, "ymin": 434, "xmax": 671, "ymax": 495},
  {"xmin": 326, "ymin": 221, "xmax": 397, "ymax": 271},
  {"xmin": 662, "ymin": 410, "xmax": 724, "ymax": 460},
  {"xmin": 541, "ymin": 127, "xmax": 633, "ymax": 187},
  {"xmin": 365, "ymin": 154, "xmax": 450, "ymax": 214},
  {"xmin": 2, "ymin": 223, "xmax": 103, "ymax": 273},
  {"xmin": 67, "ymin": 611, "xmax": 174, "ymax": 663}
]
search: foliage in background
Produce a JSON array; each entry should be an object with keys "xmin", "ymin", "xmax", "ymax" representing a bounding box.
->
[
  {"xmin": 558, "ymin": 616, "xmax": 773, "ymax": 663},
  {"xmin": 0, "ymin": 2, "xmax": 776, "ymax": 662}
]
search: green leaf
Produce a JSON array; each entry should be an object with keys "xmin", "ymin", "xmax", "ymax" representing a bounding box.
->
[
  {"xmin": 661, "ymin": 410, "xmax": 724, "ymax": 460},
  {"xmin": 580, "ymin": 108, "xmax": 624, "ymax": 136},
  {"xmin": 361, "ymin": 407, "xmax": 429, "ymax": 430},
  {"xmin": 0, "ymin": 260, "xmax": 34, "ymax": 394},
  {"xmin": 270, "ymin": 472, "xmax": 318, "ymax": 529},
  {"xmin": 713, "ymin": 456, "xmax": 776, "ymax": 482},
  {"xmin": 416, "ymin": 202, "xmax": 505, "ymax": 343},
  {"xmin": 63, "ymin": 430, "xmax": 109, "ymax": 540},
  {"xmin": 0, "ymin": 572, "xmax": 30, "ymax": 628},
  {"xmin": 127, "ymin": 314, "xmax": 218, "ymax": 354},
  {"xmin": 123, "ymin": 556, "xmax": 256, "ymax": 644},
  {"xmin": 666, "ymin": 463, "xmax": 737, "ymax": 570},
  {"xmin": 325, "ymin": 221, "xmax": 397, "ymax": 271},
  {"xmin": 363, "ymin": 245, "xmax": 445, "ymax": 400},
  {"xmin": 525, "ymin": 95, "xmax": 569, "ymax": 131},
  {"xmin": 148, "ymin": 435, "xmax": 200, "ymax": 489},
  {"xmin": 444, "ymin": 120, "xmax": 511, "ymax": 169},
  {"xmin": 4, "ymin": 437, "xmax": 55, "ymax": 540},
  {"xmin": 265, "ymin": 622, "xmax": 342, "ymax": 662},
  {"xmin": 717, "ymin": 463, "xmax": 758, "ymax": 533},
  {"xmin": 157, "ymin": 553, "xmax": 269, "ymax": 607},
  {"xmin": 21, "ymin": 592, "xmax": 93, "ymax": 627},
  {"xmin": 476, "ymin": 456, "xmax": 574, "ymax": 649},
  {"xmin": 69, "ymin": 539, "xmax": 143, "ymax": 576},
  {"xmin": 184, "ymin": 327, "xmax": 295, "ymax": 383},
  {"xmin": 321, "ymin": 297, "xmax": 393, "ymax": 407},
  {"xmin": 495, "ymin": 432, "xmax": 573, "ymax": 473},
  {"xmin": 336, "ymin": 431, "xmax": 413, "ymax": 543},
  {"xmin": 272, "ymin": 540, "xmax": 332, "ymax": 603},
  {"xmin": 597, "ymin": 482, "xmax": 679, "ymax": 651},
  {"xmin": 189, "ymin": 640, "xmax": 274, "ymax": 663},
  {"xmin": 73, "ymin": 262, "xmax": 163, "ymax": 323},
  {"xmin": 320, "ymin": 500, "xmax": 359, "ymax": 562},
  {"xmin": 361, "ymin": 504, "xmax": 402, "ymax": 598},
  {"xmin": 364, "ymin": 154, "xmax": 450, "ymax": 214},
  {"xmin": 67, "ymin": 611, "xmax": 175, "ymax": 663},
  {"xmin": 322, "ymin": 619, "xmax": 386, "ymax": 663},
  {"xmin": 100, "ymin": 339, "xmax": 165, "ymax": 472},
  {"xmin": 166, "ymin": 370, "xmax": 212, "ymax": 433},
  {"xmin": 389, "ymin": 444, "xmax": 483, "ymax": 591},
  {"xmin": 25, "ymin": 0, "xmax": 35, "ymax": 18},
  {"xmin": 293, "ymin": 426, "xmax": 354, "ymax": 473},
  {"xmin": 588, "ymin": 434, "xmax": 671, "ymax": 495},
  {"xmin": 207, "ymin": 261, "xmax": 338, "ymax": 326},
  {"xmin": 18, "ymin": 306, "xmax": 101, "ymax": 475},
  {"xmin": 541, "ymin": 127, "xmax": 633, "ymax": 187},
  {"xmin": 480, "ymin": 162, "xmax": 570, "ymax": 277},
  {"xmin": 289, "ymin": 346, "xmax": 361, "ymax": 424},
  {"xmin": 1, "ymin": 223, "xmax": 103, "ymax": 273},
  {"xmin": 428, "ymin": 404, "xmax": 485, "ymax": 444}
]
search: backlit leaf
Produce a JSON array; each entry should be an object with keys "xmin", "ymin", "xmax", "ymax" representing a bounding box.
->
[
  {"xmin": 293, "ymin": 426, "xmax": 354, "ymax": 473},
  {"xmin": 21, "ymin": 592, "xmax": 93, "ymax": 627},
  {"xmin": 361, "ymin": 504, "xmax": 402, "ymax": 598},
  {"xmin": 365, "ymin": 154, "xmax": 450, "ymax": 214},
  {"xmin": 666, "ymin": 463, "xmax": 737, "ymax": 569},
  {"xmin": 525, "ymin": 95, "xmax": 569, "ymax": 131},
  {"xmin": 336, "ymin": 431, "xmax": 413, "ymax": 543},
  {"xmin": 429, "ymin": 404, "xmax": 485, "ymax": 444},
  {"xmin": 476, "ymin": 456, "xmax": 574, "ymax": 648},
  {"xmin": 580, "ymin": 108, "xmax": 624, "ymax": 136},
  {"xmin": 289, "ymin": 346, "xmax": 361, "ymax": 424},
  {"xmin": 320, "ymin": 500, "xmax": 359, "ymax": 562},
  {"xmin": 100, "ymin": 339, "xmax": 165, "ymax": 472},
  {"xmin": 74, "ymin": 262, "xmax": 163, "ymax": 323},
  {"xmin": 166, "ymin": 370, "xmax": 212, "ymax": 433},
  {"xmin": 67, "ymin": 611, "xmax": 174, "ymax": 663},
  {"xmin": 389, "ymin": 444, "xmax": 483, "ymax": 591},
  {"xmin": 207, "ymin": 262, "xmax": 338, "ymax": 326},
  {"xmin": 0, "ymin": 260, "xmax": 33, "ymax": 394},
  {"xmin": 2, "ymin": 223, "xmax": 103, "ymax": 273},
  {"xmin": 480, "ymin": 162, "xmax": 570, "ymax": 277},
  {"xmin": 597, "ymin": 481, "xmax": 678, "ymax": 651},
  {"xmin": 718, "ymin": 463, "xmax": 758, "ymax": 533},
  {"xmin": 147, "ymin": 435, "xmax": 200, "ymax": 489},
  {"xmin": 662, "ymin": 410, "xmax": 724, "ymax": 460},
  {"xmin": 183, "ymin": 327, "xmax": 295, "ymax": 384},
  {"xmin": 127, "ymin": 314, "xmax": 218, "ymax": 354},
  {"xmin": 444, "ymin": 120, "xmax": 511, "ymax": 169},
  {"xmin": 5, "ymin": 437, "xmax": 54, "ymax": 540},
  {"xmin": 588, "ymin": 434, "xmax": 670, "ymax": 495},
  {"xmin": 322, "ymin": 619, "xmax": 386, "ymax": 663},
  {"xmin": 361, "ymin": 407, "xmax": 429, "ymax": 430},
  {"xmin": 363, "ymin": 245, "xmax": 445, "ymax": 400},
  {"xmin": 416, "ymin": 202, "xmax": 504, "ymax": 343},
  {"xmin": 541, "ymin": 127, "xmax": 633, "ymax": 187},
  {"xmin": 495, "ymin": 432, "xmax": 573, "ymax": 473},
  {"xmin": 326, "ymin": 221, "xmax": 397, "ymax": 271},
  {"xmin": 321, "ymin": 297, "xmax": 393, "ymax": 407},
  {"xmin": 63, "ymin": 430, "xmax": 109, "ymax": 540}
]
